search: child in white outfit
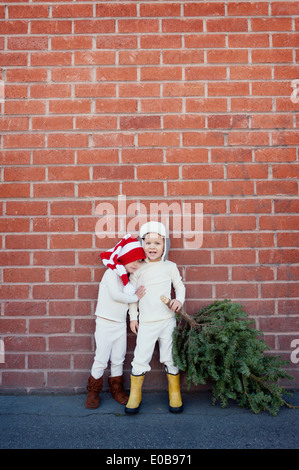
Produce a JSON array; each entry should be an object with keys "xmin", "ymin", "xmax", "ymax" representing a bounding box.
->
[
  {"xmin": 125, "ymin": 222, "xmax": 186, "ymax": 414},
  {"xmin": 85, "ymin": 234, "xmax": 146, "ymax": 409}
]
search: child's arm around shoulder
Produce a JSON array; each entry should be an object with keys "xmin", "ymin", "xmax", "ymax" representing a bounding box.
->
[{"xmin": 105, "ymin": 269, "xmax": 141, "ymax": 304}]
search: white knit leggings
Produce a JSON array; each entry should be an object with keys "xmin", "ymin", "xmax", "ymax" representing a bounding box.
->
[
  {"xmin": 91, "ymin": 317, "xmax": 126, "ymax": 380},
  {"xmin": 131, "ymin": 317, "xmax": 179, "ymax": 376}
]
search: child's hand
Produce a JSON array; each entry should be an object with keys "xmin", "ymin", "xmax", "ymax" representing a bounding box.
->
[
  {"xmin": 135, "ymin": 285, "xmax": 146, "ymax": 300},
  {"xmin": 130, "ymin": 320, "xmax": 139, "ymax": 335},
  {"xmin": 169, "ymin": 299, "xmax": 182, "ymax": 312}
]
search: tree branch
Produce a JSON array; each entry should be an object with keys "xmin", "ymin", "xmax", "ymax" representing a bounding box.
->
[{"xmin": 160, "ymin": 296, "xmax": 201, "ymax": 330}]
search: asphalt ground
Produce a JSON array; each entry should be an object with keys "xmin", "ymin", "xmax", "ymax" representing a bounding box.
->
[{"xmin": 0, "ymin": 390, "xmax": 298, "ymax": 457}]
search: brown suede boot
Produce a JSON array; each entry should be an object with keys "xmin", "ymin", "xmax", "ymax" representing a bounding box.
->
[
  {"xmin": 85, "ymin": 375, "xmax": 103, "ymax": 409},
  {"xmin": 108, "ymin": 375, "xmax": 129, "ymax": 405}
]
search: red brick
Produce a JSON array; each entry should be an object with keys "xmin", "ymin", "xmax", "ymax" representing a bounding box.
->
[
  {"xmin": 8, "ymin": 6, "xmax": 49, "ymax": 19},
  {"xmin": 51, "ymin": 36, "xmax": 92, "ymax": 50},
  {"xmin": 33, "ymin": 251, "xmax": 75, "ymax": 266},
  {"xmin": 93, "ymin": 133, "xmax": 134, "ymax": 147},
  {"xmin": 74, "ymin": 20, "xmax": 115, "ymax": 34},
  {"xmin": 214, "ymin": 250, "xmax": 256, "ymax": 265},
  {"xmin": 183, "ymin": 164, "xmax": 223, "ymax": 179},
  {"xmin": 6, "ymin": 235, "xmax": 47, "ymax": 250},
  {"xmin": 168, "ymin": 181, "xmax": 209, "ymax": 196},
  {"xmin": 184, "ymin": 3, "xmax": 225, "ymax": 16},
  {"xmin": 138, "ymin": 132, "xmax": 180, "ymax": 147},
  {"xmin": 28, "ymin": 354, "xmax": 71, "ymax": 369},
  {"xmin": 95, "ymin": 99, "xmax": 137, "ymax": 114},
  {"xmin": 259, "ymin": 249, "xmax": 299, "ymax": 264},
  {"xmin": 122, "ymin": 148, "xmax": 163, "ymax": 163},
  {"xmin": 0, "ymin": 318, "xmax": 26, "ymax": 334},
  {"xmin": 164, "ymin": 114, "xmax": 205, "ymax": 129},
  {"xmin": 33, "ymin": 183, "xmax": 74, "ymax": 198},
  {"xmin": 208, "ymin": 114, "xmax": 249, "ymax": 129},
  {"xmin": 140, "ymin": 35, "xmax": 182, "ymax": 49},
  {"xmin": 49, "ymin": 301, "xmax": 91, "ymax": 317},
  {"xmin": 141, "ymin": 66, "xmax": 182, "ymax": 81},
  {"xmin": 33, "ymin": 285, "xmax": 75, "ymax": 300},
  {"xmin": 31, "ymin": 20, "xmax": 72, "ymax": 35},
  {"xmin": 251, "ymin": 18, "xmax": 292, "ymax": 31},
  {"xmin": 0, "ymin": 217, "xmax": 29, "ymax": 232},
  {"xmin": 122, "ymin": 181, "xmax": 164, "ymax": 196},
  {"xmin": 162, "ymin": 19, "xmax": 203, "ymax": 33},
  {"xmin": 119, "ymin": 19, "xmax": 159, "ymax": 33},
  {"xmin": 33, "ymin": 51, "xmax": 74, "ymax": 67},
  {"xmin": 78, "ymin": 182, "xmax": 119, "ymax": 197},
  {"xmin": 31, "ymin": 84, "xmax": 72, "ymax": 99},
  {"xmin": 186, "ymin": 98, "xmax": 227, "ymax": 112},
  {"xmin": 47, "ymin": 134, "xmax": 89, "ymax": 148},
  {"xmin": 231, "ymin": 233, "xmax": 274, "ymax": 248},
  {"xmin": 33, "ymin": 217, "xmax": 75, "ymax": 232},
  {"xmin": 232, "ymin": 266, "xmax": 274, "ymax": 282},
  {"xmin": 0, "ymin": 117, "xmax": 29, "ymax": 131},
  {"xmin": 4, "ymin": 268, "xmax": 46, "ymax": 283},
  {"xmin": 231, "ymin": 98, "xmax": 272, "ymax": 112},
  {"xmin": 49, "ymin": 336, "xmax": 92, "ymax": 352},
  {"xmin": 0, "ymin": 52, "xmax": 28, "ymax": 66},
  {"xmin": 5, "ymin": 100, "xmax": 45, "ymax": 115},
  {"xmin": 140, "ymin": 3, "xmax": 180, "ymax": 17},
  {"xmin": 216, "ymin": 284, "xmax": 259, "ymax": 300},
  {"xmin": 48, "ymin": 166, "xmax": 89, "ymax": 181},
  {"xmin": 137, "ymin": 165, "xmax": 179, "ymax": 180},
  {"xmin": 6, "ymin": 68, "xmax": 47, "ymax": 82},
  {"xmin": 230, "ymin": 65, "xmax": 272, "ymax": 80},
  {"xmin": 97, "ymin": 3, "xmax": 137, "ymax": 17},
  {"xmin": 207, "ymin": 50, "xmax": 248, "ymax": 63},
  {"xmin": 0, "ymin": 251, "xmax": 30, "ymax": 266},
  {"xmin": 0, "ymin": 285, "xmax": 29, "ymax": 299},
  {"xmin": 96, "ymin": 35, "xmax": 137, "ymax": 50},
  {"xmin": 77, "ymin": 149, "xmax": 118, "ymax": 164},
  {"xmin": 4, "ymin": 167, "xmax": 45, "ymax": 181},
  {"xmin": 2, "ymin": 372, "xmax": 44, "ymax": 389},
  {"xmin": 256, "ymin": 181, "xmax": 298, "ymax": 196},
  {"xmin": 183, "ymin": 132, "xmax": 224, "ymax": 146},
  {"xmin": 51, "ymin": 68, "xmax": 92, "ymax": 82},
  {"xmin": 0, "ymin": 20, "xmax": 28, "ymax": 34},
  {"xmin": 52, "ymin": 5, "xmax": 93, "ymax": 18},
  {"xmin": 7, "ymin": 36, "xmax": 48, "ymax": 50},
  {"xmin": 255, "ymin": 148, "xmax": 296, "ymax": 162},
  {"xmin": 207, "ymin": 18, "xmax": 248, "ymax": 32},
  {"xmin": 50, "ymin": 234, "xmax": 92, "ymax": 250}
]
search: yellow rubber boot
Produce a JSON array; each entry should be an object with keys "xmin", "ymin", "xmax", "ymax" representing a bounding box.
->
[
  {"xmin": 125, "ymin": 374, "xmax": 145, "ymax": 414},
  {"xmin": 166, "ymin": 372, "xmax": 183, "ymax": 413}
]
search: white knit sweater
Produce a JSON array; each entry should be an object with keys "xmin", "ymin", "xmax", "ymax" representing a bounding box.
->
[
  {"xmin": 128, "ymin": 259, "xmax": 185, "ymax": 323},
  {"xmin": 94, "ymin": 269, "xmax": 138, "ymax": 322}
]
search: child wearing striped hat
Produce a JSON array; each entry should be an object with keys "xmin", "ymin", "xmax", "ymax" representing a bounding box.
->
[{"xmin": 85, "ymin": 234, "xmax": 146, "ymax": 409}]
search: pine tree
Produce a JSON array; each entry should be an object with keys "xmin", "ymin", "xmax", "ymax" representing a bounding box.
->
[{"xmin": 162, "ymin": 297, "xmax": 297, "ymax": 416}]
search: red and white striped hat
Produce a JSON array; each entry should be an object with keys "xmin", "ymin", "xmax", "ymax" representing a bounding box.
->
[{"xmin": 100, "ymin": 234, "xmax": 145, "ymax": 287}]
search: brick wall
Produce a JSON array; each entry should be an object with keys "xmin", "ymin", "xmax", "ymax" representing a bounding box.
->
[{"xmin": 0, "ymin": 1, "xmax": 298, "ymax": 393}]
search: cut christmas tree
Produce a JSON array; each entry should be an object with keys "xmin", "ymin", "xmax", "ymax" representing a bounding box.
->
[{"xmin": 161, "ymin": 296, "xmax": 297, "ymax": 416}]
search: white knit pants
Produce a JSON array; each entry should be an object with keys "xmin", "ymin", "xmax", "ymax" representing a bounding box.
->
[
  {"xmin": 131, "ymin": 317, "xmax": 179, "ymax": 376},
  {"xmin": 91, "ymin": 317, "xmax": 126, "ymax": 380}
]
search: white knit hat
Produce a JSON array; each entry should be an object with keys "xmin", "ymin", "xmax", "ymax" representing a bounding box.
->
[
  {"xmin": 100, "ymin": 234, "xmax": 145, "ymax": 292},
  {"xmin": 139, "ymin": 221, "xmax": 170, "ymax": 261}
]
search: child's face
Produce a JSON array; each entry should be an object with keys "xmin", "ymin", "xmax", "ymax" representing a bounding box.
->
[
  {"xmin": 143, "ymin": 233, "xmax": 164, "ymax": 262},
  {"xmin": 124, "ymin": 259, "xmax": 143, "ymax": 274}
]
